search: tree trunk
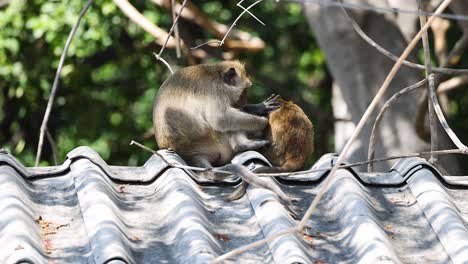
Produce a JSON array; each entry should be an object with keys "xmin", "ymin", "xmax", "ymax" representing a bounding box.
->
[{"xmin": 303, "ymin": 1, "xmax": 460, "ymax": 173}]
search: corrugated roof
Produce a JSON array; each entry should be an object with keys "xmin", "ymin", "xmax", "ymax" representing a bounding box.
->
[{"xmin": 1, "ymin": 146, "xmax": 467, "ymax": 264}]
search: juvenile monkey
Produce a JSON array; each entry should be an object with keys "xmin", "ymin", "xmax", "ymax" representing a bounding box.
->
[
  {"xmin": 259, "ymin": 97, "xmax": 314, "ymax": 172},
  {"xmin": 227, "ymin": 96, "xmax": 314, "ymax": 200},
  {"xmin": 153, "ymin": 61, "xmax": 291, "ymax": 203}
]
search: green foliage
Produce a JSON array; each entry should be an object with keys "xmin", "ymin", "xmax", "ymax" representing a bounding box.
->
[
  {"xmin": 0, "ymin": 0, "xmax": 330, "ymax": 166},
  {"xmin": 2, "ymin": 0, "xmax": 467, "ymax": 169}
]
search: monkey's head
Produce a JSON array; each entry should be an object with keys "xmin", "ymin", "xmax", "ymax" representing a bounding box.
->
[{"xmin": 219, "ymin": 61, "xmax": 252, "ymax": 107}]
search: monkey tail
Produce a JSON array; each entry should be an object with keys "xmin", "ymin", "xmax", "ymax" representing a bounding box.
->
[
  {"xmin": 218, "ymin": 164, "xmax": 291, "ymax": 204},
  {"xmin": 251, "ymin": 166, "xmax": 283, "ymax": 173}
]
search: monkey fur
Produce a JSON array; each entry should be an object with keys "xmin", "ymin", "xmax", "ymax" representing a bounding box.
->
[
  {"xmin": 153, "ymin": 61, "xmax": 292, "ymax": 203},
  {"xmin": 153, "ymin": 61, "xmax": 271, "ymax": 167},
  {"xmin": 227, "ymin": 96, "xmax": 314, "ymax": 201},
  {"xmin": 259, "ymin": 97, "xmax": 314, "ymax": 172}
]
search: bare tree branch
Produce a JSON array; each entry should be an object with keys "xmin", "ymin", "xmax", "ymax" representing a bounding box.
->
[
  {"xmin": 191, "ymin": 0, "xmax": 264, "ymax": 49},
  {"xmin": 427, "ymin": 73, "xmax": 468, "ymax": 150},
  {"xmin": 113, "ymin": 0, "xmax": 177, "ymax": 48},
  {"xmin": 211, "ymin": 228, "xmax": 297, "ymax": 264},
  {"xmin": 256, "ymin": 148, "xmax": 468, "ymax": 177},
  {"xmin": 171, "ymin": 0, "xmax": 182, "ymax": 58},
  {"xmin": 156, "ymin": 0, "xmax": 187, "ymax": 57},
  {"xmin": 298, "ymin": 0, "xmax": 453, "ymax": 229},
  {"xmin": 438, "ymin": 75, "xmax": 468, "ymax": 93},
  {"xmin": 152, "ymin": 53, "xmax": 174, "ymax": 74},
  {"xmin": 419, "ymin": 0, "xmax": 438, "ymax": 163},
  {"xmin": 45, "ymin": 128, "xmax": 58, "ymax": 166},
  {"xmin": 340, "ymin": 4, "xmax": 468, "ymax": 75},
  {"xmin": 237, "ymin": 0, "xmax": 265, "ymax": 26},
  {"xmin": 35, "ymin": 0, "xmax": 94, "ymax": 166},
  {"xmin": 152, "ymin": 0, "xmax": 187, "ymax": 73},
  {"xmin": 154, "ymin": 0, "xmax": 265, "ymax": 52},
  {"xmin": 415, "ymin": 32, "xmax": 468, "ymax": 141},
  {"xmin": 339, "ymin": 0, "xmax": 468, "ymax": 145},
  {"xmin": 367, "ymin": 79, "xmax": 427, "ymax": 172}
]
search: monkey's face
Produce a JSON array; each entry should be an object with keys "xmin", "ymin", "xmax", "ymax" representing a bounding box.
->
[{"xmin": 223, "ymin": 67, "xmax": 252, "ymax": 106}]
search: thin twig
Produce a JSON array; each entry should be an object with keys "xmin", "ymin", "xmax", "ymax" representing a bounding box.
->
[
  {"xmin": 157, "ymin": 0, "xmax": 187, "ymax": 57},
  {"xmin": 237, "ymin": 0, "xmax": 265, "ymax": 26},
  {"xmin": 45, "ymin": 128, "xmax": 58, "ymax": 166},
  {"xmin": 341, "ymin": 0, "xmax": 468, "ymax": 153},
  {"xmin": 211, "ymin": 1, "xmax": 453, "ymax": 261},
  {"xmin": 288, "ymin": 0, "xmax": 468, "ymax": 21},
  {"xmin": 414, "ymin": 32, "xmax": 468, "ymax": 139},
  {"xmin": 153, "ymin": 0, "xmax": 187, "ymax": 73},
  {"xmin": 438, "ymin": 75, "xmax": 468, "ymax": 93},
  {"xmin": 255, "ymin": 148, "xmax": 468, "ymax": 177},
  {"xmin": 133, "ymin": 144, "xmax": 466, "ymax": 178},
  {"xmin": 298, "ymin": 0, "xmax": 453, "ymax": 229},
  {"xmin": 191, "ymin": 40, "xmax": 224, "ymax": 50},
  {"xmin": 340, "ymin": 4, "xmax": 468, "ymax": 75},
  {"xmin": 419, "ymin": 0, "xmax": 438, "ymax": 163},
  {"xmin": 414, "ymin": 34, "xmax": 468, "ymax": 149},
  {"xmin": 191, "ymin": 0, "xmax": 263, "ymax": 49},
  {"xmin": 367, "ymin": 79, "xmax": 427, "ymax": 172},
  {"xmin": 35, "ymin": 0, "xmax": 94, "ymax": 166},
  {"xmin": 154, "ymin": 0, "xmax": 265, "ymax": 52},
  {"xmin": 220, "ymin": 0, "xmax": 263, "ymax": 46},
  {"xmin": 153, "ymin": 53, "xmax": 174, "ymax": 74},
  {"xmin": 171, "ymin": 0, "xmax": 182, "ymax": 58},
  {"xmin": 211, "ymin": 228, "xmax": 297, "ymax": 263},
  {"xmin": 427, "ymin": 74, "xmax": 468, "ymax": 150}
]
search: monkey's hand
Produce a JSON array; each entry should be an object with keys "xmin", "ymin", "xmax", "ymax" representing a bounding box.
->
[
  {"xmin": 262, "ymin": 94, "xmax": 282, "ymax": 113},
  {"xmin": 241, "ymin": 94, "xmax": 282, "ymax": 116}
]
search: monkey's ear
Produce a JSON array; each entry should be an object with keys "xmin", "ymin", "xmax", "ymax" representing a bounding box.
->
[{"xmin": 223, "ymin": 67, "xmax": 237, "ymax": 85}]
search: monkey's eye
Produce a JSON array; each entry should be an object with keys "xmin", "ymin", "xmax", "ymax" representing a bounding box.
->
[{"xmin": 223, "ymin": 67, "xmax": 237, "ymax": 85}]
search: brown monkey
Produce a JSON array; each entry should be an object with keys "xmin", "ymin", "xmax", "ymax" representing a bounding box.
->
[
  {"xmin": 153, "ymin": 61, "xmax": 292, "ymax": 203},
  {"xmin": 259, "ymin": 97, "xmax": 314, "ymax": 172},
  {"xmin": 227, "ymin": 96, "xmax": 314, "ymax": 201}
]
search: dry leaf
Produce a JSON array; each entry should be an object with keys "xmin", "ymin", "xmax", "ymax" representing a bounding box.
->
[
  {"xmin": 15, "ymin": 245, "xmax": 24, "ymax": 251},
  {"xmin": 214, "ymin": 233, "xmax": 230, "ymax": 241}
]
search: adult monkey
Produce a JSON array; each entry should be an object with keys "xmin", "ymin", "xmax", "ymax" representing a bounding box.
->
[{"xmin": 153, "ymin": 61, "xmax": 291, "ymax": 203}]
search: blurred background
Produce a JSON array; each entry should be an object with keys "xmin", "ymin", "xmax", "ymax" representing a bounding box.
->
[{"xmin": 0, "ymin": 0, "xmax": 467, "ymax": 173}]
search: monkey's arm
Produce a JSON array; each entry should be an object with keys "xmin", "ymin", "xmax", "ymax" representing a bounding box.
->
[
  {"xmin": 241, "ymin": 103, "xmax": 270, "ymax": 116},
  {"xmin": 241, "ymin": 94, "xmax": 282, "ymax": 116},
  {"xmin": 213, "ymin": 108, "xmax": 268, "ymax": 132}
]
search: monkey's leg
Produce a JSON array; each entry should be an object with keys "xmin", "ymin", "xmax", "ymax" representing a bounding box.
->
[{"xmin": 230, "ymin": 133, "xmax": 269, "ymax": 153}]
